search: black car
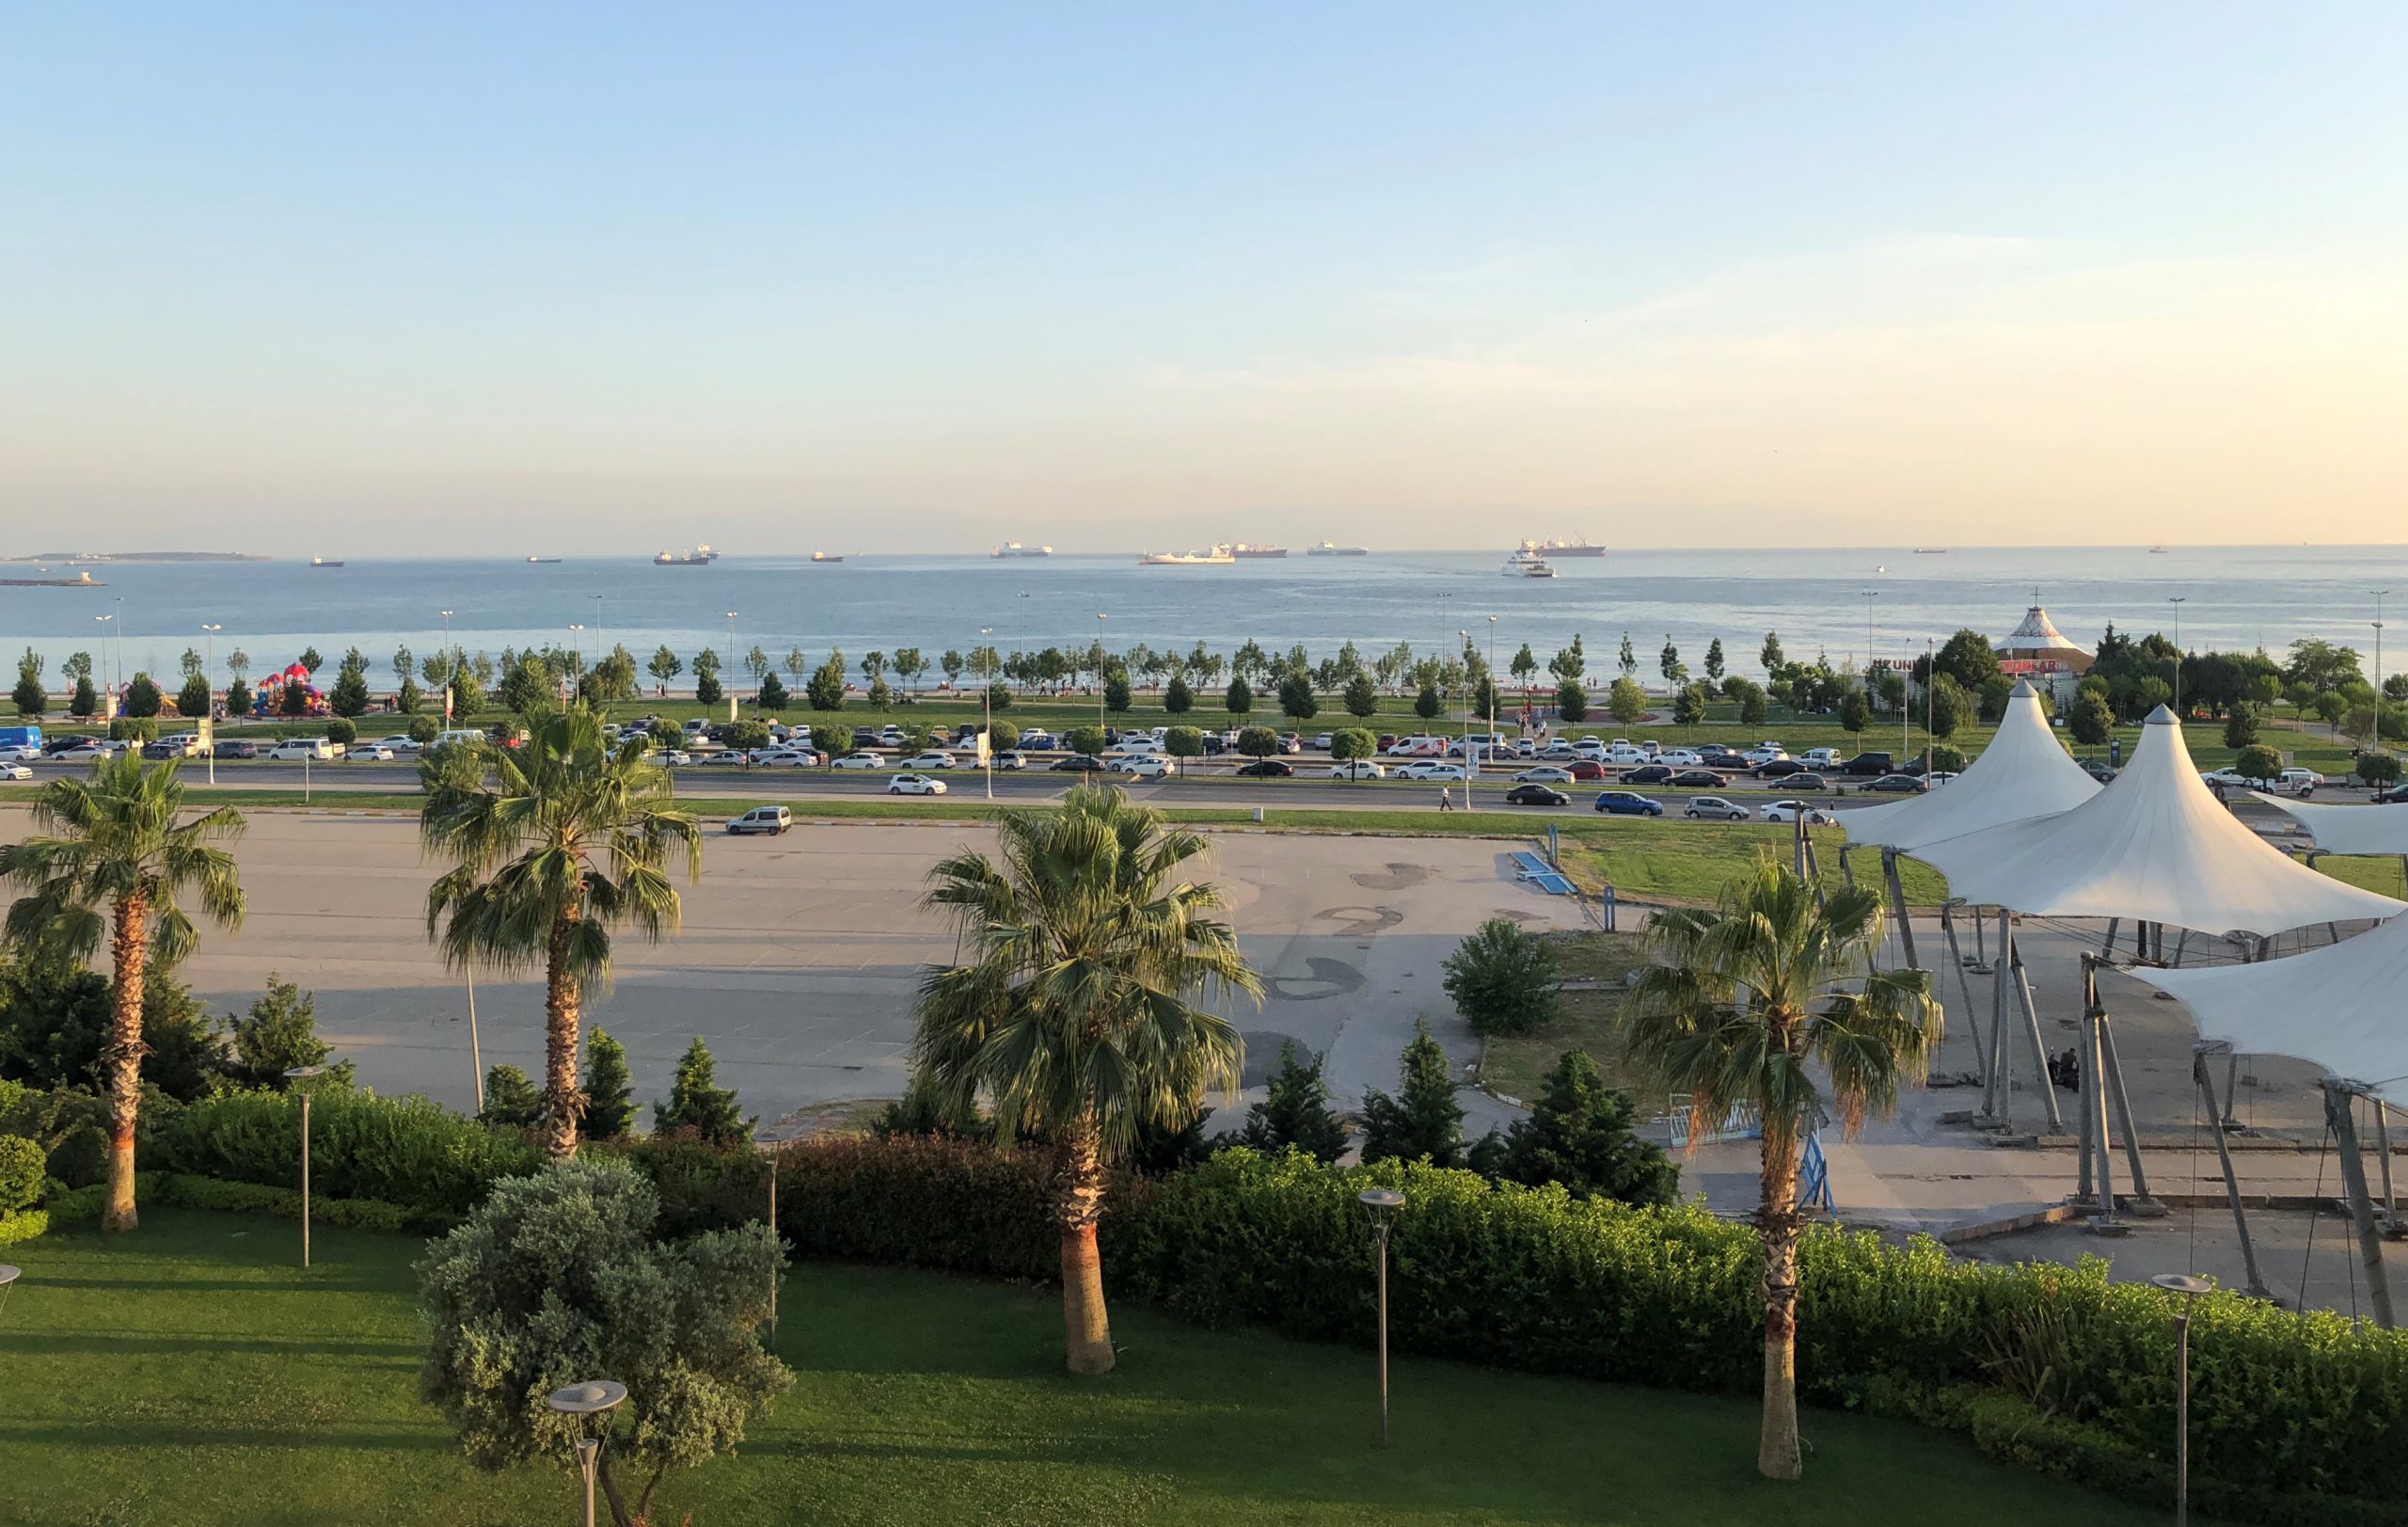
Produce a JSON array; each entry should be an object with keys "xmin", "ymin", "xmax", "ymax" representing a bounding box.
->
[
  {"xmin": 1592, "ymin": 790, "xmax": 1665, "ymax": 817},
  {"xmin": 1669, "ymin": 769, "xmax": 1722, "ymax": 788},
  {"xmin": 216, "ymin": 740, "xmax": 260, "ymax": 759},
  {"xmin": 141, "ymin": 740, "xmax": 183, "ymax": 759},
  {"xmin": 1503, "ymin": 784, "xmax": 1570, "ymax": 807},
  {"xmin": 2375, "ymin": 782, "xmax": 2408, "ymax": 803},
  {"xmin": 853, "ymin": 727, "xmax": 883, "ymax": 750},
  {"xmin": 1754, "ymin": 757, "xmax": 1809, "ymax": 779},
  {"xmin": 1784, "ymin": 772, "xmax": 1830, "ymax": 791},
  {"xmin": 1695, "ymin": 745, "xmax": 1743, "ymax": 765},
  {"xmin": 1050, "ymin": 754, "xmax": 1106, "ymax": 771},
  {"xmin": 1622, "ymin": 764, "xmax": 1674, "ymax": 784},
  {"xmin": 1867, "ymin": 773, "xmax": 1928, "ymax": 793},
  {"xmin": 1199, "ymin": 734, "xmax": 1228, "ymax": 755},
  {"xmin": 1840, "ymin": 752, "xmax": 1895, "ymax": 777},
  {"xmin": 1236, "ymin": 759, "xmax": 1294, "ymax": 777}
]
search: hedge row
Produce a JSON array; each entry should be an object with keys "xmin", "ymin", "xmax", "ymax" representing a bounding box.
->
[
  {"xmin": 161, "ymin": 1089, "xmax": 539, "ymax": 1215},
  {"xmin": 44, "ymin": 1171, "xmax": 434, "ymax": 1234}
]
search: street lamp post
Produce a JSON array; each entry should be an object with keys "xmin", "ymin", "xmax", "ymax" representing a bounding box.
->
[
  {"xmin": 201, "ymin": 624, "xmax": 222, "ymax": 784},
  {"xmin": 980, "ymin": 628, "xmax": 994, "ymax": 802},
  {"xmin": 1860, "ymin": 591, "xmax": 1878, "ymax": 708},
  {"xmin": 113, "ymin": 596, "xmax": 123, "ymax": 695},
  {"xmin": 1095, "ymin": 612, "xmax": 1107, "ymax": 732},
  {"xmin": 546, "ymin": 1380, "xmax": 629, "ymax": 1527},
  {"xmin": 1357, "ymin": 1187, "xmax": 1404, "ymax": 1446},
  {"xmin": 1458, "ymin": 628, "xmax": 1471, "ymax": 776},
  {"xmin": 2150, "ymin": 1273, "xmax": 2212, "ymax": 1526},
  {"xmin": 439, "ymin": 610, "xmax": 456, "ymax": 721},
  {"xmin": 2168, "ymin": 597, "xmax": 2188, "ymax": 718},
  {"xmin": 285, "ymin": 1066, "xmax": 329, "ymax": 1267},
  {"xmin": 2375, "ymin": 590, "xmax": 2390, "ymax": 737},
  {"xmin": 1486, "ymin": 614, "xmax": 1497, "ymax": 736},
  {"xmin": 93, "ymin": 614, "xmax": 112, "ymax": 717},
  {"xmin": 566, "ymin": 625, "xmax": 584, "ymax": 705}
]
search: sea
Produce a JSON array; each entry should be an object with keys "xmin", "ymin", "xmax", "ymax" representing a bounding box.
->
[{"xmin": 3, "ymin": 545, "xmax": 2403, "ymax": 689}]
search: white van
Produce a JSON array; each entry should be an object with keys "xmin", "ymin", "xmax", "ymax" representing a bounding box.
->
[
  {"xmin": 431, "ymin": 729, "xmax": 488, "ymax": 751},
  {"xmin": 726, "ymin": 805, "xmax": 792, "ymax": 835},
  {"xmin": 266, "ymin": 739, "xmax": 339, "ymax": 761}
]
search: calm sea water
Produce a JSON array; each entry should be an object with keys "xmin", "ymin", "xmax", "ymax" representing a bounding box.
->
[{"xmin": 4, "ymin": 545, "xmax": 2404, "ymax": 689}]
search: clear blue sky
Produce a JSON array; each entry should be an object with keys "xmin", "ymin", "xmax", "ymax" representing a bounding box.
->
[{"xmin": 6, "ymin": 4, "xmax": 2404, "ymax": 551}]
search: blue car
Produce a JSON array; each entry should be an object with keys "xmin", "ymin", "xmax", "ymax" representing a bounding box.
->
[{"xmin": 1592, "ymin": 790, "xmax": 1665, "ymax": 817}]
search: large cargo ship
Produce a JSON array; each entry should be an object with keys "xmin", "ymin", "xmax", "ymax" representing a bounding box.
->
[
  {"xmin": 1230, "ymin": 543, "xmax": 1288, "ymax": 558},
  {"xmin": 1306, "ymin": 540, "xmax": 1368, "ymax": 556},
  {"xmin": 1538, "ymin": 536, "xmax": 1605, "ymax": 557},
  {"xmin": 991, "ymin": 542, "xmax": 1053, "ymax": 558},
  {"xmin": 811, "ymin": 550, "xmax": 845, "ymax": 563},
  {"xmin": 655, "ymin": 544, "xmax": 720, "ymax": 565},
  {"xmin": 1139, "ymin": 544, "xmax": 1237, "ymax": 566}
]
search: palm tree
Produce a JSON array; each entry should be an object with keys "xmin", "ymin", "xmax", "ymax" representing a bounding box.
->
[
  {"xmin": 1618, "ymin": 860, "xmax": 1939, "ymax": 1481},
  {"xmin": 420, "ymin": 706, "xmax": 700, "ymax": 1158},
  {"xmin": 912, "ymin": 784, "xmax": 1259, "ymax": 1375},
  {"xmin": 0, "ymin": 755, "xmax": 245, "ymax": 1232}
]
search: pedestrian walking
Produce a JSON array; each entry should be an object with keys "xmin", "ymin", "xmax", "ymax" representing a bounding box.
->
[{"xmin": 1439, "ymin": 785, "xmax": 1453, "ymax": 812}]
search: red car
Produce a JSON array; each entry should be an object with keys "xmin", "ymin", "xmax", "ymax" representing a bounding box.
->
[{"xmin": 1564, "ymin": 759, "xmax": 1609, "ymax": 781}]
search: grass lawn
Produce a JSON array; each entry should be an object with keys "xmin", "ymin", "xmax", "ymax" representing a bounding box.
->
[
  {"xmin": 1480, "ymin": 931, "xmax": 1654, "ymax": 1102},
  {"xmin": 0, "ymin": 1208, "xmax": 2186, "ymax": 1527}
]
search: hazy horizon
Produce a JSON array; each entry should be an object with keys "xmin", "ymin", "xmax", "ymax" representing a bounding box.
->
[{"xmin": 7, "ymin": 6, "xmax": 2406, "ymax": 555}]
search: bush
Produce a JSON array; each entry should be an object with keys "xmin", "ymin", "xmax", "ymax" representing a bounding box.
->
[
  {"xmin": 771, "ymin": 1134, "xmax": 1069, "ymax": 1281},
  {"xmin": 478, "ymin": 1065, "xmax": 544, "ymax": 1128},
  {"xmin": 1164, "ymin": 725, "xmax": 1203, "ymax": 759},
  {"xmin": 0, "ymin": 1133, "xmax": 44, "ymax": 1212},
  {"xmin": 164, "ymin": 1088, "xmax": 540, "ymax": 1216},
  {"xmin": 580, "ymin": 1027, "xmax": 636, "ymax": 1138},
  {"xmin": 1929, "ymin": 744, "xmax": 1969, "ymax": 774},
  {"xmin": 218, "ymin": 975, "xmax": 354, "ymax": 1090},
  {"xmin": 1164, "ymin": 675, "xmax": 1193, "ymax": 713},
  {"xmin": 2235, "ymin": 743, "xmax": 2283, "ymax": 783},
  {"xmin": 1360, "ymin": 1020, "xmax": 1465, "ymax": 1167},
  {"xmin": 986, "ymin": 720, "xmax": 1022, "ymax": 753},
  {"xmin": 324, "ymin": 717, "xmax": 357, "ymax": 746},
  {"xmin": 1067, "ymin": 724, "xmax": 1107, "ymax": 757},
  {"xmin": 1278, "ymin": 673, "xmax": 1317, "ymax": 720},
  {"xmin": 107, "ymin": 715, "xmax": 158, "ymax": 743},
  {"xmin": 407, "ymin": 713, "xmax": 439, "ymax": 745},
  {"xmin": 1328, "ymin": 728, "xmax": 1375, "ymax": 763},
  {"xmin": 0, "ymin": 1208, "xmax": 49, "ymax": 1246},
  {"xmin": 654, "ymin": 1037, "xmax": 751, "ymax": 1145},
  {"xmin": 2358, "ymin": 752, "xmax": 2400, "ymax": 787},
  {"xmin": 123, "ymin": 673, "xmax": 163, "ymax": 718},
  {"xmin": 1236, "ymin": 1042, "xmax": 1347, "ymax": 1164},
  {"xmin": 1481, "ymin": 1051, "xmax": 1675, "ymax": 1206},
  {"xmin": 1236, "ymin": 725, "xmax": 1279, "ymax": 758},
  {"xmin": 723, "ymin": 719, "xmax": 771, "ymax": 752},
  {"xmin": 1441, "ymin": 918, "xmax": 1559, "ymax": 1039}
]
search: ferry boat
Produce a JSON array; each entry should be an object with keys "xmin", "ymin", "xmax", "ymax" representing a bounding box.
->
[
  {"xmin": 991, "ymin": 542, "xmax": 1053, "ymax": 558},
  {"xmin": 1306, "ymin": 540, "xmax": 1369, "ymax": 556},
  {"xmin": 1501, "ymin": 542, "xmax": 1557, "ymax": 579},
  {"xmin": 1538, "ymin": 536, "xmax": 1605, "ymax": 557},
  {"xmin": 811, "ymin": 550, "xmax": 845, "ymax": 564},
  {"xmin": 1231, "ymin": 543, "xmax": 1288, "ymax": 558},
  {"xmin": 1139, "ymin": 544, "xmax": 1237, "ymax": 566},
  {"xmin": 655, "ymin": 545, "xmax": 719, "ymax": 565}
]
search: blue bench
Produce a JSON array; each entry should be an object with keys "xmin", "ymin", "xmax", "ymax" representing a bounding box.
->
[{"xmin": 1510, "ymin": 851, "xmax": 1575, "ymax": 896}]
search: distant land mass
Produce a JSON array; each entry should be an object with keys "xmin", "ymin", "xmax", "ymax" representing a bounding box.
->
[{"xmin": 6, "ymin": 550, "xmax": 271, "ymax": 563}]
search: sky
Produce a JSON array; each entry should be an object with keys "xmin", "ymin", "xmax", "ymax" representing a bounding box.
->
[{"xmin": 5, "ymin": 4, "xmax": 2406, "ymax": 554}]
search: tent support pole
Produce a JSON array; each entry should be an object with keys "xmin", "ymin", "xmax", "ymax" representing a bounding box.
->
[
  {"xmin": 1837, "ymin": 844, "xmax": 1855, "ymax": 890},
  {"xmin": 2100, "ymin": 917, "xmax": 2118, "ymax": 961},
  {"xmin": 2322, "ymin": 1078, "xmax": 2397, "ymax": 1329},
  {"xmin": 2009, "ymin": 930, "xmax": 2063, "ymax": 1133},
  {"xmin": 2096, "ymin": 1007, "xmax": 2159, "ymax": 1210},
  {"xmin": 1973, "ymin": 907, "xmax": 1988, "ymax": 966},
  {"xmin": 1883, "ymin": 849, "xmax": 1920, "ymax": 970},
  {"xmin": 2081, "ymin": 957, "xmax": 2125, "ymax": 1233},
  {"xmin": 2193, "ymin": 1043, "xmax": 2271, "ymax": 1298},
  {"xmin": 2375, "ymin": 1101, "xmax": 2399, "ymax": 1235},
  {"xmin": 2328, "ymin": 921, "xmax": 2342, "ymax": 948},
  {"xmin": 1793, "ymin": 808, "xmax": 1807, "ymax": 879},
  {"xmin": 1941, "ymin": 903, "xmax": 1987, "ymax": 1087},
  {"xmin": 1984, "ymin": 909, "xmax": 2012, "ymax": 1124},
  {"xmin": 2168, "ymin": 928, "xmax": 2188, "ymax": 968},
  {"xmin": 2071, "ymin": 1018, "xmax": 2098, "ymax": 1208},
  {"xmin": 2223, "ymin": 1051, "xmax": 2242, "ymax": 1131}
]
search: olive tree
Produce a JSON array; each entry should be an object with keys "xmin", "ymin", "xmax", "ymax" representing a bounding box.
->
[
  {"xmin": 419, "ymin": 1159, "xmax": 790, "ymax": 1527},
  {"xmin": 1329, "ymin": 728, "xmax": 1376, "ymax": 762}
]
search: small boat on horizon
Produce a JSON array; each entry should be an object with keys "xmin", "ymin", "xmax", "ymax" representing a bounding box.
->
[
  {"xmin": 1538, "ymin": 536, "xmax": 1605, "ymax": 557},
  {"xmin": 311, "ymin": 557, "xmax": 344, "ymax": 568},
  {"xmin": 811, "ymin": 550, "xmax": 845, "ymax": 563},
  {"xmin": 526, "ymin": 556, "xmax": 562, "ymax": 564},
  {"xmin": 1912, "ymin": 548, "xmax": 1947, "ymax": 554},
  {"xmin": 1306, "ymin": 540, "xmax": 1368, "ymax": 556},
  {"xmin": 991, "ymin": 542, "xmax": 1052, "ymax": 558}
]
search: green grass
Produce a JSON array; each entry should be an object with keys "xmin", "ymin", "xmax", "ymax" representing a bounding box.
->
[
  {"xmin": 0, "ymin": 1208, "xmax": 2185, "ymax": 1527},
  {"xmin": 1480, "ymin": 931, "xmax": 1654, "ymax": 1102}
]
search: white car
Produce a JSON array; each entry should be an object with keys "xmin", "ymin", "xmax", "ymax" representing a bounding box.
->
[
  {"xmin": 1120, "ymin": 756, "xmax": 1176, "ymax": 778},
  {"xmin": 992, "ymin": 750, "xmax": 1027, "ymax": 771},
  {"xmin": 1685, "ymin": 796, "xmax": 1750, "ymax": 821},
  {"xmin": 900, "ymin": 751, "xmax": 958, "ymax": 771},
  {"xmin": 0, "ymin": 745, "xmax": 40, "ymax": 762},
  {"xmin": 369, "ymin": 735, "xmax": 422, "ymax": 754},
  {"xmin": 1658, "ymin": 749, "xmax": 1703, "ymax": 767},
  {"xmin": 877, "ymin": 725, "xmax": 906, "ymax": 744},
  {"xmin": 0, "ymin": 762, "xmax": 29, "ymax": 781},
  {"xmin": 1514, "ymin": 766, "xmax": 1576, "ymax": 784},
  {"xmin": 1395, "ymin": 761, "xmax": 1468, "ymax": 781},
  {"xmin": 2197, "ymin": 768, "xmax": 2259, "ymax": 787},
  {"xmin": 1104, "ymin": 739, "xmax": 1163, "ymax": 756},
  {"xmin": 832, "ymin": 752, "xmax": 886, "ymax": 770},
  {"xmin": 726, "ymin": 805, "xmax": 791, "ymax": 835},
  {"xmin": 266, "ymin": 740, "xmax": 337, "ymax": 761},
  {"xmin": 1761, "ymin": 799, "xmax": 1834, "ymax": 825},
  {"xmin": 1798, "ymin": 748, "xmax": 1841, "ymax": 768},
  {"xmin": 697, "ymin": 750, "xmax": 749, "ymax": 766},
  {"xmin": 1383, "ymin": 736, "xmax": 1449, "ymax": 757},
  {"xmin": 888, "ymin": 772, "xmax": 947, "ymax": 796},
  {"xmin": 346, "ymin": 745, "xmax": 396, "ymax": 761},
  {"xmin": 2278, "ymin": 768, "xmax": 2327, "ymax": 788},
  {"xmin": 657, "ymin": 749, "xmax": 691, "ymax": 766},
  {"xmin": 49, "ymin": 742, "xmax": 110, "ymax": 762},
  {"xmin": 753, "ymin": 748, "xmax": 816, "ymax": 767},
  {"xmin": 1311, "ymin": 733, "xmax": 1335, "ymax": 752},
  {"xmin": 1326, "ymin": 759, "xmax": 1386, "ymax": 779},
  {"xmin": 1743, "ymin": 745, "xmax": 1789, "ymax": 766}
]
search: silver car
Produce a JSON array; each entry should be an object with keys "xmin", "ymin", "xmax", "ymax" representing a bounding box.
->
[{"xmin": 1685, "ymin": 795, "xmax": 1749, "ymax": 821}]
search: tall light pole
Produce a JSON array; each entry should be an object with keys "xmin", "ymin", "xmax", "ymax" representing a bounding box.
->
[
  {"xmin": 980, "ymin": 628, "xmax": 994, "ymax": 802},
  {"xmin": 1860, "ymin": 591, "xmax": 1878, "ymax": 706},
  {"xmin": 2375, "ymin": 589, "xmax": 2390, "ymax": 729},
  {"xmin": 1486, "ymin": 614, "xmax": 1497, "ymax": 736},
  {"xmin": 1358, "ymin": 1187, "xmax": 1404, "ymax": 1446},
  {"xmin": 440, "ymin": 610, "xmax": 456, "ymax": 721},
  {"xmin": 1458, "ymin": 628, "xmax": 1471, "ymax": 774},
  {"xmin": 1095, "ymin": 612, "xmax": 1107, "ymax": 732},
  {"xmin": 93, "ymin": 614, "xmax": 113, "ymax": 716},
  {"xmin": 200, "ymin": 624, "xmax": 222, "ymax": 784},
  {"xmin": 2168, "ymin": 596, "xmax": 2188, "ymax": 719},
  {"xmin": 113, "ymin": 596, "xmax": 123, "ymax": 695}
]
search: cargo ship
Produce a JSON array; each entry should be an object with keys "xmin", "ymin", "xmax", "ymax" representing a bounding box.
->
[
  {"xmin": 991, "ymin": 542, "xmax": 1053, "ymax": 558},
  {"xmin": 1139, "ymin": 544, "xmax": 1237, "ymax": 566},
  {"xmin": 811, "ymin": 550, "xmax": 845, "ymax": 563},
  {"xmin": 527, "ymin": 556, "xmax": 562, "ymax": 564},
  {"xmin": 311, "ymin": 557, "xmax": 344, "ymax": 567},
  {"xmin": 1538, "ymin": 537, "xmax": 1605, "ymax": 557},
  {"xmin": 1306, "ymin": 540, "xmax": 1368, "ymax": 556},
  {"xmin": 655, "ymin": 545, "xmax": 720, "ymax": 565},
  {"xmin": 1231, "ymin": 543, "xmax": 1288, "ymax": 558}
]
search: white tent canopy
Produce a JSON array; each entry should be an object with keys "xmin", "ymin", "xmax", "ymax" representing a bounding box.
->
[
  {"xmin": 2247, "ymin": 793, "xmax": 2408, "ymax": 858},
  {"xmin": 2136, "ymin": 914, "xmax": 2408, "ymax": 1105},
  {"xmin": 1844, "ymin": 678, "xmax": 2099, "ymax": 852},
  {"xmin": 1911, "ymin": 707, "xmax": 2405, "ymax": 935}
]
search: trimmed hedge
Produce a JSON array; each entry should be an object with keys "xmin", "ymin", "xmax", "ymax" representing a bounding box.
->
[
  {"xmin": 162, "ymin": 1089, "xmax": 539, "ymax": 1216},
  {"xmin": 43, "ymin": 1171, "xmax": 432, "ymax": 1234}
]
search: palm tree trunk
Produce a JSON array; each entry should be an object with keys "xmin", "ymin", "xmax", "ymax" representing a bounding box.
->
[
  {"xmin": 1055, "ymin": 1121, "xmax": 1115, "ymax": 1375},
  {"xmin": 543, "ymin": 912, "xmax": 584, "ymax": 1159},
  {"xmin": 103, "ymin": 889, "xmax": 149, "ymax": 1233},
  {"xmin": 1757, "ymin": 1113, "xmax": 1804, "ymax": 1480}
]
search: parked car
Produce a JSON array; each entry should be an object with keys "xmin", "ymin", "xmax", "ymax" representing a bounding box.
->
[
  {"xmin": 1782, "ymin": 772, "xmax": 1830, "ymax": 791},
  {"xmin": 140, "ymin": 740, "xmax": 185, "ymax": 759},
  {"xmin": 2081, "ymin": 760, "xmax": 2119, "ymax": 783},
  {"xmin": 2198, "ymin": 768, "xmax": 2261, "ymax": 787},
  {"xmin": 877, "ymin": 725, "xmax": 906, "ymax": 744},
  {"xmin": 1761, "ymin": 799, "xmax": 1834, "ymax": 825},
  {"xmin": 1685, "ymin": 796, "xmax": 1750, "ymax": 821},
  {"xmin": 697, "ymin": 749, "xmax": 749, "ymax": 767},
  {"xmin": 1592, "ymin": 791, "xmax": 1665, "ymax": 817},
  {"xmin": 1327, "ymin": 760, "xmax": 1386, "ymax": 779},
  {"xmin": 2278, "ymin": 767, "xmax": 2327, "ymax": 789},
  {"xmin": 0, "ymin": 762, "xmax": 28, "ymax": 781},
  {"xmin": 1866, "ymin": 773, "xmax": 1928, "ymax": 793},
  {"xmin": 657, "ymin": 749, "xmax": 691, "ymax": 765},
  {"xmin": 992, "ymin": 750, "xmax": 1028, "ymax": 771},
  {"xmin": 832, "ymin": 751, "xmax": 885, "ymax": 770},
  {"xmin": 2374, "ymin": 783, "xmax": 2408, "ymax": 803},
  {"xmin": 215, "ymin": 740, "xmax": 260, "ymax": 760},
  {"xmin": 369, "ymin": 735, "xmax": 421, "ymax": 754},
  {"xmin": 49, "ymin": 741, "xmax": 110, "ymax": 762},
  {"xmin": 1798, "ymin": 748, "xmax": 1841, "ymax": 768},
  {"xmin": 346, "ymin": 744, "xmax": 397, "ymax": 761},
  {"xmin": 1120, "ymin": 756, "xmax": 1176, "ymax": 778},
  {"xmin": 1393, "ymin": 761, "xmax": 1465, "ymax": 781},
  {"xmin": 1563, "ymin": 759, "xmax": 1609, "ymax": 782},
  {"xmin": 1051, "ymin": 754, "xmax": 1106, "ymax": 771},
  {"xmin": 1668, "ymin": 769, "xmax": 1722, "ymax": 788},
  {"xmin": 726, "ymin": 805, "xmax": 792, "ymax": 835},
  {"xmin": 1754, "ymin": 757, "xmax": 1809, "ymax": 779},
  {"xmin": 1696, "ymin": 745, "xmax": 1744, "ymax": 766},
  {"xmin": 1840, "ymin": 752, "xmax": 1895, "ymax": 777},
  {"xmin": 1503, "ymin": 784, "xmax": 1571, "ymax": 807},
  {"xmin": 888, "ymin": 772, "xmax": 947, "ymax": 796},
  {"xmin": 1276, "ymin": 733, "xmax": 1304, "ymax": 755},
  {"xmin": 899, "ymin": 751, "xmax": 958, "ymax": 771},
  {"xmin": 1658, "ymin": 749, "xmax": 1703, "ymax": 767},
  {"xmin": 1018, "ymin": 729, "xmax": 1057, "ymax": 751},
  {"xmin": 1513, "ymin": 766, "xmax": 1576, "ymax": 784},
  {"xmin": 266, "ymin": 739, "xmax": 337, "ymax": 761},
  {"xmin": 1621, "ymin": 764, "xmax": 1674, "ymax": 785},
  {"xmin": 1235, "ymin": 759, "xmax": 1293, "ymax": 777}
]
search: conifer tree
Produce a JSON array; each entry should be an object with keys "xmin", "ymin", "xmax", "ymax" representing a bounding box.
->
[
  {"xmin": 654, "ymin": 1036, "xmax": 750, "ymax": 1145},
  {"xmin": 579, "ymin": 1027, "xmax": 636, "ymax": 1138},
  {"xmin": 1485, "ymin": 1049, "xmax": 1677, "ymax": 1205},
  {"xmin": 1360, "ymin": 1018, "xmax": 1465, "ymax": 1167},
  {"xmin": 479, "ymin": 1064, "xmax": 545, "ymax": 1128},
  {"xmin": 1238, "ymin": 1040, "xmax": 1349, "ymax": 1163}
]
